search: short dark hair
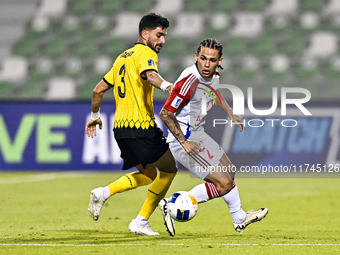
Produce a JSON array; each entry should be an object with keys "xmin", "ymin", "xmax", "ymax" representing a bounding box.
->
[
  {"xmin": 196, "ymin": 38, "xmax": 224, "ymax": 69},
  {"xmin": 139, "ymin": 13, "xmax": 170, "ymax": 36}
]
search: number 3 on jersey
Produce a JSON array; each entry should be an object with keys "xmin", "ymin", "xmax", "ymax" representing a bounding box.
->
[{"xmin": 118, "ymin": 64, "xmax": 126, "ymax": 98}]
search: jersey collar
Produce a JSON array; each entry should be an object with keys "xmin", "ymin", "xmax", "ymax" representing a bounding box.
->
[{"xmin": 134, "ymin": 43, "xmax": 158, "ymax": 54}]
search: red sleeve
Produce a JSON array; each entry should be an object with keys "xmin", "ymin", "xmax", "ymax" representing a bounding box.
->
[{"xmin": 163, "ymin": 73, "xmax": 198, "ymax": 113}]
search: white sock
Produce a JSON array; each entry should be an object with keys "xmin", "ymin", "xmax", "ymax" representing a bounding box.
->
[
  {"xmin": 188, "ymin": 183, "xmax": 220, "ymax": 203},
  {"xmin": 135, "ymin": 214, "xmax": 148, "ymax": 225},
  {"xmin": 103, "ymin": 186, "xmax": 111, "ymax": 200},
  {"xmin": 222, "ymin": 185, "xmax": 246, "ymax": 223},
  {"xmin": 188, "ymin": 182, "xmax": 246, "ymax": 223}
]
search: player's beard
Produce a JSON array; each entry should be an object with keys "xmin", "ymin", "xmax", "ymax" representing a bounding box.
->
[{"xmin": 147, "ymin": 38, "xmax": 162, "ymax": 53}]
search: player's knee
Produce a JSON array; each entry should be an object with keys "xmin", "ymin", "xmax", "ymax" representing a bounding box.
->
[
  {"xmin": 216, "ymin": 179, "xmax": 233, "ymax": 196},
  {"xmin": 144, "ymin": 171, "xmax": 157, "ymax": 181},
  {"xmin": 142, "ymin": 165, "xmax": 158, "ymax": 180},
  {"xmin": 159, "ymin": 164, "xmax": 178, "ymax": 174}
]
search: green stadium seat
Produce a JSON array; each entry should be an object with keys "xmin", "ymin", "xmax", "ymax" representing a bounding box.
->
[
  {"xmin": 280, "ymin": 36, "xmax": 305, "ymax": 56},
  {"xmin": 79, "ymin": 73, "xmax": 103, "ymax": 99},
  {"xmin": 72, "ymin": 37, "xmax": 97, "ymax": 59},
  {"xmin": 321, "ymin": 58, "xmax": 340, "ymax": 96},
  {"xmin": 251, "ymin": 35, "xmax": 276, "ymax": 57},
  {"xmin": 297, "ymin": 13, "xmax": 320, "ymax": 36},
  {"xmin": 223, "ymin": 37, "xmax": 247, "ymax": 57},
  {"xmin": 128, "ymin": 0, "xmax": 153, "ymax": 12},
  {"xmin": 59, "ymin": 58, "xmax": 84, "ymax": 78},
  {"xmin": 204, "ymin": 14, "xmax": 230, "ymax": 42},
  {"xmin": 13, "ymin": 38, "xmax": 39, "ymax": 58},
  {"xmin": 203, "ymin": 30, "xmax": 226, "ymax": 43},
  {"xmin": 265, "ymin": 68, "xmax": 289, "ymax": 79},
  {"xmin": 243, "ymin": 0, "xmax": 267, "ymax": 11},
  {"xmin": 97, "ymin": 0, "xmax": 123, "ymax": 15},
  {"xmin": 25, "ymin": 58, "xmax": 55, "ymax": 94},
  {"xmin": 323, "ymin": 57, "xmax": 340, "ymax": 78},
  {"xmin": 19, "ymin": 57, "xmax": 54, "ymax": 99},
  {"xmin": 83, "ymin": 15, "xmax": 110, "ymax": 38},
  {"xmin": 161, "ymin": 37, "xmax": 187, "ymax": 58},
  {"xmin": 102, "ymin": 38, "xmax": 130, "ymax": 59},
  {"xmin": 213, "ymin": 0, "xmax": 238, "ymax": 12},
  {"xmin": 264, "ymin": 55, "xmax": 290, "ymax": 86},
  {"xmin": 265, "ymin": 16, "xmax": 292, "ymax": 36},
  {"xmin": 322, "ymin": 15, "xmax": 340, "ymax": 33},
  {"xmin": 68, "ymin": 0, "xmax": 93, "ymax": 15},
  {"xmin": 186, "ymin": 0, "xmax": 210, "ymax": 12},
  {"xmin": 291, "ymin": 58, "xmax": 320, "ymax": 94},
  {"xmin": 19, "ymin": 77, "xmax": 46, "ymax": 99},
  {"xmin": 24, "ymin": 16, "xmax": 50, "ymax": 40},
  {"xmin": 300, "ymin": 0, "xmax": 326, "ymax": 12},
  {"xmin": 293, "ymin": 58, "xmax": 319, "ymax": 78},
  {"xmin": 0, "ymin": 82, "xmax": 13, "ymax": 99},
  {"xmin": 235, "ymin": 56, "xmax": 261, "ymax": 79},
  {"xmin": 92, "ymin": 56, "xmax": 113, "ymax": 74},
  {"xmin": 54, "ymin": 15, "xmax": 81, "ymax": 39},
  {"xmin": 44, "ymin": 37, "xmax": 68, "ymax": 59}
]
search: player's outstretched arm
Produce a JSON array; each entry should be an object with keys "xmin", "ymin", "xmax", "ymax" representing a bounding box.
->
[
  {"xmin": 145, "ymin": 70, "xmax": 173, "ymax": 93},
  {"xmin": 85, "ymin": 79, "xmax": 112, "ymax": 138},
  {"xmin": 216, "ymin": 89, "xmax": 246, "ymax": 132},
  {"xmin": 160, "ymin": 108, "xmax": 200, "ymax": 155}
]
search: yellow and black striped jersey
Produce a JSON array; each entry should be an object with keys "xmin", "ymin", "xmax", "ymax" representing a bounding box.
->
[{"xmin": 103, "ymin": 43, "xmax": 160, "ymax": 138}]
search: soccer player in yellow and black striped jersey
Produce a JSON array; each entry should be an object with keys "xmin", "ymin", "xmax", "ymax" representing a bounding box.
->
[
  {"xmin": 103, "ymin": 42, "xmax": 160, "ymax": 139},
  {"xmin": 85, "ymin": 13, "xmax": 177, "ymax": 236}
]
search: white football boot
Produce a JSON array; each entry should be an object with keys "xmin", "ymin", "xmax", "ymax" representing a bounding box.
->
[
  {"xmin": 233, "ymin": 208, "xmax": 268, "ymax": 233},
  {"xmin": 88, "ymin": 187, "xmax": 106, "ymax": 221},
  {"xmin": 159, "ymin": 198, "xmax": 176, "ymax": 237},
  {"xmin": 128, "ymin": 219, "xmax": 160, "ymax": 236}
]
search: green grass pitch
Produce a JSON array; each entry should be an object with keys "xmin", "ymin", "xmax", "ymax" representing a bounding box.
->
[{"xmin": 1, "ymin": 171, "xmax": 340, "ymax": 254}]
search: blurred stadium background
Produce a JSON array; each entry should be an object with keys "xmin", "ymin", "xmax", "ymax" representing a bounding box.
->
[
  {"xmin": 1, "ymin": 3, "xmax": 340, "ymax": 253},
  {"xmin": 1, "ymin": 0, "xmax": 340, "ymax": 171},
  {"xmin": 0, "ymin": 0, "xmax": 340, "ymax": 101}
]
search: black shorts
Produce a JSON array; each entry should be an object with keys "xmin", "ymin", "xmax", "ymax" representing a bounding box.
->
[{"xmin": 116, "ymin": 130, "xmax": 169, "ymax": 170}]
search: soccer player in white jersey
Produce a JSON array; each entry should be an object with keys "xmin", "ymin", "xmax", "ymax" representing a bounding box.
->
[{"xmin": 159, "ymin": 39, "xmax": 268, "ymax": 236}]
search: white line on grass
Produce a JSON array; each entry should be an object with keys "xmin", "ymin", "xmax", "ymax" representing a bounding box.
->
[
  {"xmin": 0, "ymin": 172, "xmax": 87, "ymax": 185},
  {"xmin": 1, "ymin": 243, "xmax": 340, "ymax": 247}
]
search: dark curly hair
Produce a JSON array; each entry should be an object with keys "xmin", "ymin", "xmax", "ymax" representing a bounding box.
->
[
  {"xmin": 196, "ymin": 38, "xmax": 223, "ymax": 69},
  {"xmin": 139, "ymin": 13, "xmax": 170, "ymax": 36}
]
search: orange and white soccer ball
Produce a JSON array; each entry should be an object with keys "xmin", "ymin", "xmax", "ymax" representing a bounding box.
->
[{"xmin": 167, "ymin": 191, "xmax": 198, "ymax": 222}]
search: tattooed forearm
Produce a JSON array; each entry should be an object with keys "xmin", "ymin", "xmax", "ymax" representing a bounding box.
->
[{"xmin": 160, "ymin": 108, "xmax": 187, "ymax": 144}]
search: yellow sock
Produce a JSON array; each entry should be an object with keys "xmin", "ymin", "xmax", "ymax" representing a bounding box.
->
[
  {"xmin": 138, "ymin": 171, "xmax": 176, "ymax": 219},
  {"xmin": 108, "ymin": 172, "xmax": 152, "ymax": 196}
]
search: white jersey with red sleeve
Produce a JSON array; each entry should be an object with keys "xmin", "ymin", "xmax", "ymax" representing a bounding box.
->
[{"xmin": 163, "ymin": 64, "xmax": 221, "ymax": 143}]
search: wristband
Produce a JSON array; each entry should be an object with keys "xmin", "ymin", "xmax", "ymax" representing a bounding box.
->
[
  {"xmin": 91, "ymin": 109, "xmax": 100, "ymax": 120},
  {"xmin": 160, "ymin": 80, "xmax": 172, "ymax": 91}
]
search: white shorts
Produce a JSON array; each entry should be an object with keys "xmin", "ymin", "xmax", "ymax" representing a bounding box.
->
[{"xmin": 169, "ymin": 134, "xmax": 224, "ymax": 180}]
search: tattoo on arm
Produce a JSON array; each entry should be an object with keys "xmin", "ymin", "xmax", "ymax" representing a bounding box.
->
[{"xmin": 160, "ymin": 108, "xmax": 187, "ymax": 144}]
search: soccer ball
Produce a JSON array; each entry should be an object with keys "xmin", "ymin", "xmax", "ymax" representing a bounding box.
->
[{"xmin": 167, "ymin": 191, "xmax": 198, "ymax": 222}]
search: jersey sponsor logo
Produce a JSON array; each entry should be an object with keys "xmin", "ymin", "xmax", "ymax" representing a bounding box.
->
[
  {"xmin": 171, "ymin": 96, "xmax": 183, "ymax": 109},
  {"xmin": 148, "ymin": 59, "xmax": 155, "ymax": 67}
]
